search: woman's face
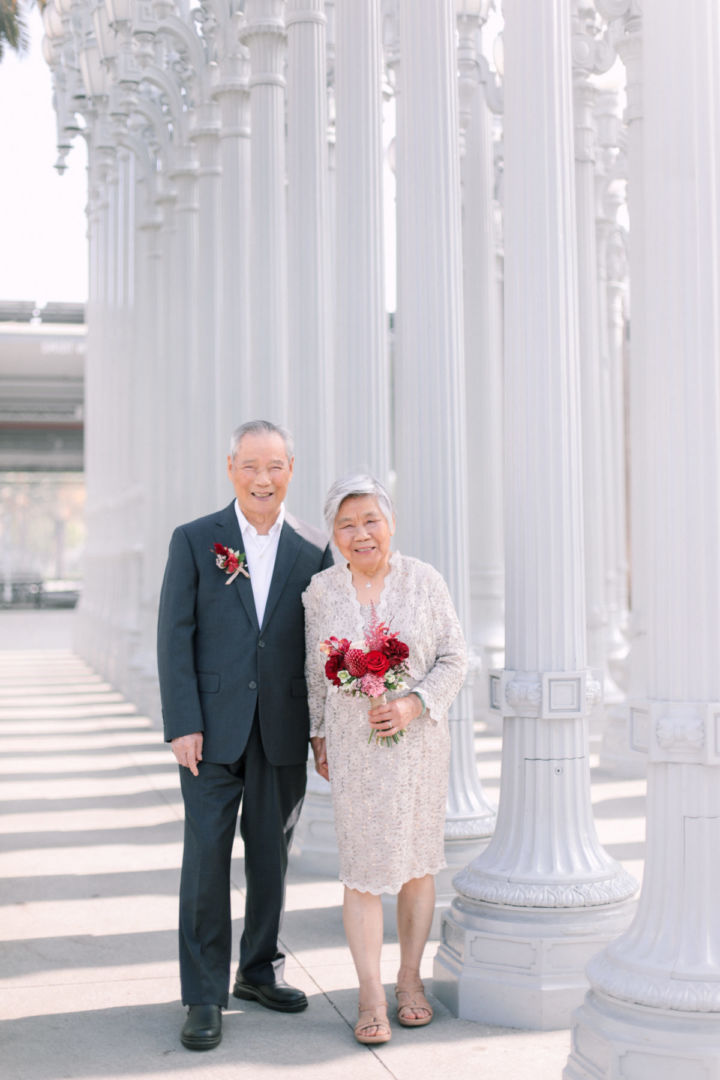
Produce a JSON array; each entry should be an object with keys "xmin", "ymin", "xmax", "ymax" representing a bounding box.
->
[{"xmin": 333, "ymin": 495, "xmax": 394, "ymax": 576}]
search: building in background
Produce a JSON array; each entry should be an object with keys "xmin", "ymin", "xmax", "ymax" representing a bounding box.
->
[{"xmin": 0, "ymin": 300, "xmax": 85, "ymax": 606}]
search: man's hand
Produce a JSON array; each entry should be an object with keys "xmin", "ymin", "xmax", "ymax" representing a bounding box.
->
[
  {"xmin": 172, "ymin": 732, "xmax": 204, "ymax": 776},
  {"xmin": 310, "ymin": 736, "xmax": 329, "ymax": 782}
]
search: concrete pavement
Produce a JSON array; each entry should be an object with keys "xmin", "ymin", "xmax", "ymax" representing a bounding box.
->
[{"xmin": 0, "ymin": 611, "xmax": 646, "ymax": 1080}]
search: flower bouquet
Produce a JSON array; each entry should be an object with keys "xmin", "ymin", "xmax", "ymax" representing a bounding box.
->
[{"xmin": 320, "ymin": 610, "xmax": 411, "ymax": 746}]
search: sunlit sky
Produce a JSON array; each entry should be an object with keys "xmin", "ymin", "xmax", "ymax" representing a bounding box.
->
[{"xmin": 0, "ymin": 7, "xmax": 88, "ymax": 305}]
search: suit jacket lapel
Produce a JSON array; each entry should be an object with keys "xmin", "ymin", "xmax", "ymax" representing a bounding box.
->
[
  {"xmin": 215, "ymin": 502, "xmax": 259, "ymax": 631},
  {"xmin": 261, "ymin": 520, "xmax": 302, "ymax": 632}
]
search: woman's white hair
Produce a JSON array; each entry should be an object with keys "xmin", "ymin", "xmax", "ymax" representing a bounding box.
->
[
  {"xmin": 324, "ymin": 475, "xmax": 394, "ymax": 533},
  {"xmin": 229, "ymin": 420, "xmax": 294, "ymax": 462}
]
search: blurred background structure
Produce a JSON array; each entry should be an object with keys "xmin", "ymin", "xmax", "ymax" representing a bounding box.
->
[{"xmin": 0, "ymin": 300, "xmax": 85, "ymax": 608}]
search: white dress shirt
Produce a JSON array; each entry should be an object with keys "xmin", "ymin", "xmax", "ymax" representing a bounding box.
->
[{"xmin": 234, "ymin": 500, "xmax": 285, "ymax": 627}]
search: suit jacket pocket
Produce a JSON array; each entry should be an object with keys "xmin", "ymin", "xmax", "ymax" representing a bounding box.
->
[
  {"xmin": 197, "ymin": 671, "xmax": 221, "ymax": 694},
  {"xmin": 291, "ymin": 676, "xmax": 307, "ymax": 699}
]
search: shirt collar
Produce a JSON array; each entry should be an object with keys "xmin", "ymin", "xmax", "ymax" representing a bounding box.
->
[{"xmin": 235, "ymin": 499, "xmax": 286, "ymax": 541}]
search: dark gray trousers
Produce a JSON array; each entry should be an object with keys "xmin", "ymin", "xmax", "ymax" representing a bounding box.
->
[{"xmin": 178, "ymin": 715, "xmax": 307, "ymax": 1005}]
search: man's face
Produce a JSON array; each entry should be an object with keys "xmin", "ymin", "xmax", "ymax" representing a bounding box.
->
[{"xmin": 227, "ymin": 431, "xmax": 294, "ymax": 523}]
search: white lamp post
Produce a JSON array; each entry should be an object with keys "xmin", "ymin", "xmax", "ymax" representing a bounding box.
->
[
  {"xmin": 434, "ymin": 0, "xmax": 636, "ymax": 1029},
  {"xmin": 566, "ymin": 1, "xmax": 720, "ymax": 1072}
]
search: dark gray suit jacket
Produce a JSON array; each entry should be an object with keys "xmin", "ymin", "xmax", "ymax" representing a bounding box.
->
[{"xmin": 157, "ymin": 501, "xmax": 332, "ymax": 766}]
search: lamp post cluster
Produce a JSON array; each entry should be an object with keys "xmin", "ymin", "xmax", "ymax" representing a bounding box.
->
[{"xmin": 42, "ymin": 1, "xmax": 720, "ymax": 1071}]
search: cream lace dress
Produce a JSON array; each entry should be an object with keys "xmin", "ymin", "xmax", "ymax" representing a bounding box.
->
[{"xmin": 302, "ymin": 552, "xmax": 467, "ymax": 894}]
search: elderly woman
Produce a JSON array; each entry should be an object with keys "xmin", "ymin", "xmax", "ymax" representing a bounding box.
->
[{"xmin": 302, "ymin": 476, "xmax": 467, "ymax": 1045}]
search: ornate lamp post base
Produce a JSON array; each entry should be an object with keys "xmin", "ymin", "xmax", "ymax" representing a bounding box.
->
[
  {"xmin": 434, "ymin": 897, "xmax": 635, "ymax": 1030},
  {"xmin": 565, "ymin": 991, "xmax": 720, "ymax": 1079}
]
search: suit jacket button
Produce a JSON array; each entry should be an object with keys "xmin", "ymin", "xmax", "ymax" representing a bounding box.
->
[
  {"xmin": 258, "ymin": 640, "xmax": 265, "ymax": 648},
  {"xmin": 249, "ymin": 680, "xmax": 257, "ymax": 690}
]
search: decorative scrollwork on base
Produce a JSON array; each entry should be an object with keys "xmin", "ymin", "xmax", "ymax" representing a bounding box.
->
[
  {"xmin": 453, "ymin": 866, "xmax": 637, "ymax": 908},
  {"xmin": 588, "ymin": 950, "xmax": 720, "ymax": 1013},
  {"xmin": 444, "ymin": 814, "xmax": 497, "ymax": 841},
  {"xmin": 655, "ymin": 715, "xmax": 705, "ymax": 751},
  {"xmin": 505, "ymin": 672, "xmax": 542, "ymax": 714}
]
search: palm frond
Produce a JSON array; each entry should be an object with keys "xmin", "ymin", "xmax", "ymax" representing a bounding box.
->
[{"xmin": 0, "ymin": 0, "xmax": 35, "ymax": 61}]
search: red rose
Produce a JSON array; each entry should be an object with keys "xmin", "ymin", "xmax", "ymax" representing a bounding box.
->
[
  {"xmin": 226, "ymin": 553, "xmax": 239, "ymax": 572},
  {"xmin": 365, "ymin": 650, "xmax": 390, "ymax": 677},
  {"xmin": 383, "ymin": 638, "xmax": 409, "ymax": 666},
  {"xmin": 325, "ymin": 655, "xmax": 343, "ymax": 686}
]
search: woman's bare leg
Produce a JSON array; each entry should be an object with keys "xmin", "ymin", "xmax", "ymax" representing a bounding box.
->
[
  {"xmin": 395, "ymin": 874, "xmax": 435, "ymax": 1022},
  {"xmin": 343, "ymin": 886, "xmax": 387, "ymax": 1037}
]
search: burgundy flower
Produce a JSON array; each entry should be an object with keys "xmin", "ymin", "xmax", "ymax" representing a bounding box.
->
[
  {"xmin": 365, "ymin": 650, "xmax": 390, "ymax": 677},
  {"xmin": 327, "ymin": 636, "xmax": 350, "ymax": 657},
  {"xmin": 324, "ymin": 655, "xmax": 344, "ymax": 686},
  {"xmin": 383, "ymin": 637, "xmax": 409, "ymax": 666}
]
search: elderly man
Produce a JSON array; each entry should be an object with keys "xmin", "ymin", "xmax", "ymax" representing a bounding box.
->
[{"xmin": 157, "ymin": 420, "xmax": 332, "ymax": 1050}]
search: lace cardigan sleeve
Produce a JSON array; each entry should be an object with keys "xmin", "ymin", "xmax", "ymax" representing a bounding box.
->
[
  {"xmin": 411, "ymin": 565, "xmax": 467, "ymax": 722},
  {"xmin": 302, "ymin": 574, "xmax": 329, "ymax": 738}
]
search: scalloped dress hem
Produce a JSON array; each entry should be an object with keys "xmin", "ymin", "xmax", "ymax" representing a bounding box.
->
[{"xmin": 339, "ymin": 861, "xmax": 447, "ymax": 896}]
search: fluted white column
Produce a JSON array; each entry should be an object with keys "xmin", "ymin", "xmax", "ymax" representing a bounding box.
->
[
  {"xmin": 434, "ymin": 0, "xmax": 636, "ymax": 1029},
  {"xmin": 131, "ymin": 169, "xmax": 164, "ymax": 717},
  {"xmin": 156, "ymin": 180, "xmax": 182, "ymax": 527},
  {"xmin": 572, "ymin": 9, "xmax": 620, "ymax": 717},
  {"xmin": 286, "ymin": 0, "xmax": 331, "ymax": 524},
  {"xmin": 324, "ymin": 0, "xmax": 336, "ymax": 351},
  {"xmin": 290, "ymin": 0, "xmax": 389, "ymax": 875},
  {"xmin": 190, "ymin": 101, "xmax": 222, "ymax": 503},
  {"xmin": 594, "ymin": 89, "xmax": 630, "ymax": 687},
  {"xmin": 100, "ymin": 153, "xmax": 123, "ymax": 678},
  {"xmin": 457, "ymin": 10, "xmax": 505, "ymax": 729},
  {"xmin": 566, "ymin": 3, "xmax": 720, "ymax": 1073},
  {"xmin": 393, "ymin": 0, "xmax": 496, "ymax": 927},
  {"xmin": 213, "ymin": 46, "xmax": 251, "ymax": 500},
  {"xmin": 595, "ymin": 88, "xmax": 639, "ymax": 774},
  {"xmin": 167, "ymin": 144, "xmax": 201, "ymax": 523},
  {"xmin": 242, "ymin": 0, "xmax": 289, "ymax": 421},
  {"xmin": 116, "ymin": 149, "xmax": 142, "ymax": 688},
  {"xmin": 597, "ymin": 0, "xmax": 648, "ymax": 776},
  {"xmin": 613, "ymin": 7, "xmax": 646, "ymax": 707},
  {"xmin": 76, "ymin": 141, "xmax": 112, "ymax": 665},
  {"xmin": 602, "ymin": 205, "xmax": 629, "ymax": 667},
  {"xmin": 332, "ymin": 0, "xmax": 389, "ymax": 483},
  {"xmin": 278, "ymin": 0, "xmax": 335, "ymax": 872}
]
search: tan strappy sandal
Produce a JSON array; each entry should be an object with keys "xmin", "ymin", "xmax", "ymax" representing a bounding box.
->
[
  {"xmin": 354, "ymin": 1002, "xmax": 391, "ymax": 1044},
  {"xmin": 395, "ymin": 980, "xmax": 433, "ymax": 1027}
]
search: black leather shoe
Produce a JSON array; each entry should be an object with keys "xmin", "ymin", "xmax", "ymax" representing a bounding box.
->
[
  {"xmin": 180, "ymin": 1004, "xmax": 222, "ymax": 1050},
  {"xmin": 233, "ymin": 976, "xmax": 308, "ymax": 1012}
]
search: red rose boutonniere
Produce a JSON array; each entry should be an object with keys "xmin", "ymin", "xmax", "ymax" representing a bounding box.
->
[{"xmin": 212, "ymin": 542, "xmax": 249, "ymax": 584}]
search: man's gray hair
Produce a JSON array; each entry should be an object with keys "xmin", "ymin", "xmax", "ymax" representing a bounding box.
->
[
  {"xmin": 229, "ymin": 420, "xmax": 294, "ymax": 462},
  {"xmin": 324, "ymin": 474, "xmax": 394, "ymax": 533}
]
